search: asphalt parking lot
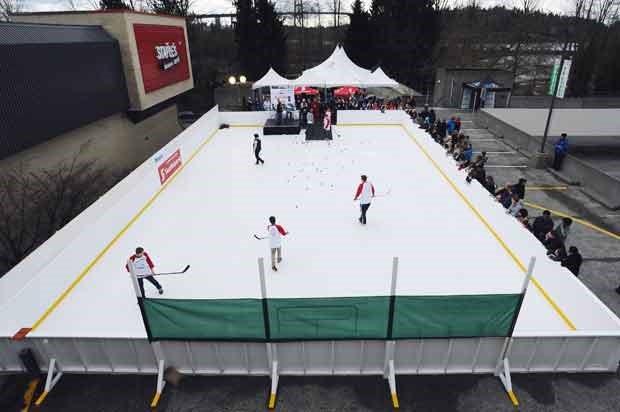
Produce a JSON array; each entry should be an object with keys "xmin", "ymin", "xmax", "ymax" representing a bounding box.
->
[{"xmin": 3, "ymin": 116, "xmax": 620, "ymax": 411}]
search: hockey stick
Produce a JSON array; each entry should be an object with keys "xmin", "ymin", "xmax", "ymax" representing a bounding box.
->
[
  {"xmin": 373, "ymin": 188, "xmax": 392, "ymax": 198},
  {"xmin": 254, "ymin": 232, "xmax": 291, "ymax": 240},
  {"xmin": 137, "ymin": 265, "xmax": 190, "ymax": 278}
]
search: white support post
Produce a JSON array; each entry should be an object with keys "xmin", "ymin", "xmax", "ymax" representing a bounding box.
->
[
  {"xmin": 521, "ymin": 257, "xmax": 536, "ymax": 294},
  {"xmin": 495, "ymin": 256, "xmax": 535, "ymax": 407},
  {"xmin": 150, "ymin": 343, "xmax": 166, "ymax": 408},
  {"xmin": 387, "ymin": 360, "xmax": 399, "ymax": 409},
  {"xmin": 259, "ymin": 256, "xmax": 279, "ymax": 407},
  {"xmin": 34, "ymin": 358, "xmax": 63, "ymax": 406},
  {"xmin": 390, "ymin": 257, "xmax": 399, "ymax": 296},
  {"xmin": 150, "ymin": 358, "xmax": 167, "ymax": 408},
  {"xmin": 497, "ymin": 358, "xmax": 518, "ymax": 406},
  {"xmin": 383, "ymin": 340, "xmax": 395, "ymax": 378},
  {"xmin": 258, "ymin": 257, "xmax": 268, "ymax": 300},
  {"xmin": 127, "ymin": 259, "xmax": 142, "ymax": 298},
  {"xmin": 384, "ymin": 257, "xmax": 399, "ymax": 408},
  {"xmin": 268, "ymin": 359, "xmax": 279, "ymax": 409}
]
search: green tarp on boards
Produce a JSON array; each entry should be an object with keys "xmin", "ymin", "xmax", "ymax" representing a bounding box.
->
[
  {"xmin": 392, "ymin": 294, "xmax": 521, "ymax": 338},
  {"xmin": 268, "ymin": 296, "xmax": 390, "ymax": 339},
  {"xmin": 141, "ymin": 294, "xmax": 522, "ymax": 341},
  {"xmin": 142, "ymin": 298, "xmax": 266, "ymax": 340}
]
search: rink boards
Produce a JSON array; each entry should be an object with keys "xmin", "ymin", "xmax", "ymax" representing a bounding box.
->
[{"xmin": 1, "ymin": 108, "xmax": 620, "ymax": 379}]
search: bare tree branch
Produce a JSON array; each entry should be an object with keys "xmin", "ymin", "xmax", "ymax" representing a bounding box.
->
[
  {"xmin": 0, "ymin": 0, "xmax": 24, "ymax": 21},
  {"xmin": 0, "ymin": 155, "xmax": 120, "ymax": 276}
]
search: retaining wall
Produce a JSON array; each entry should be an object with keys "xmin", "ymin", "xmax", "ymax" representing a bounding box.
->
[{"xmin": 475, "ymin": 110, "xmax": 620, "ymax": 209}]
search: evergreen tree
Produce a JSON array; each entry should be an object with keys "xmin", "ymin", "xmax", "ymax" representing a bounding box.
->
[
  {"xmin": 255, "ymin": 0, "xmax": 287, "ymax": 76},
  {"xmin": 369, "ymin": 0, "xmax": 439, "ymax": 90},
  {"xmin": 592, "ymin": 22, "xmax": 620, "ymax": 94},
  {"xmin": 344, "ymin": 0, "xmax": 374, "ymax": 69},
  {"xmin": 148, "ymin": 0, "xmax": 191, "ymax": 16},
  {"xmin": 234, "ymin": 0, "xmax": 258, "ymax": 79},
  {"xmin": 234, "ymin": 0, "xmax": 286, "ymax": 80},
  {"xmin": 99, "ymin": 0, "xmax": 130, "ymax": 10}
]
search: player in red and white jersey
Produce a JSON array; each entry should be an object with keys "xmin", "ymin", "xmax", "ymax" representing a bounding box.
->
[
  {"xmin": 353, "ymin": 175, "xmax": 375, "ymax": 225},
  {"xmin": 267, "ymin": 216, "xmax": 289, "ymax": 271},
  {"xmin": 125, "ymin": 247, "xmax": 163, "ymax": 297},
  {"xmin": 323, "ymin": 108, "xmax": 332, "ymax": 131}
]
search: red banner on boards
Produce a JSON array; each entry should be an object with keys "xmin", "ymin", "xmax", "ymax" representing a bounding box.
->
[
  {"xmin": 133, "ymin": 24, "xmax": 190, "ymax": 93},
  {"xmin": 158, "ymin": 149, "xmax": 182, "ymax": 185}
]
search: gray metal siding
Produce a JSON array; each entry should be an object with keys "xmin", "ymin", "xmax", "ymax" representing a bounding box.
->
[{"xmin": 0, "ymin": 24, "xmax": 129, "ymax": 159}]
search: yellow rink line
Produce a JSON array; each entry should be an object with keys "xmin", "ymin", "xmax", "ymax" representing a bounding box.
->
[
  {"xmin": 524, "ymin": 201, "xmax": 620, "ymax": 240},
  {"xmin": 527, "ymin": 186, "xmax": 568, "ymax": 191},
  {"xmin": 393, "ymin": 124, "xmax": 577, "ymax": 331},
  {"xmin": 24, "ymin": 129, "xmax": 220, "ymax": 335}
]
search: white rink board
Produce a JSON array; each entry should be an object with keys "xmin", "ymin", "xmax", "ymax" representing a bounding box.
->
[{"xmin": 1, "ymin": 111, "xmax": 619, "ymax": 342}]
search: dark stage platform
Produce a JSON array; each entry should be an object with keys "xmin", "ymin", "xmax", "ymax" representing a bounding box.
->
[
  {"xmin": 263, "ymin": 118, "xmax": 301, "ymax": 135},
  {"xmin": 305, "ymin": 122, "xmax": 333, "ymax": 140}
]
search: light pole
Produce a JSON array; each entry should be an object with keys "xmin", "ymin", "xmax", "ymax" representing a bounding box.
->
[
  {"xmin": 228, "ymin": 74, "xmax": 247, "ymax": 110},
  {"xmin": 530, "ymin": 42, "xmax": 575, "ymax": 168},
  {"xmin": 540, "ymin": 42, "xmax": 569, "ymax": 153}
]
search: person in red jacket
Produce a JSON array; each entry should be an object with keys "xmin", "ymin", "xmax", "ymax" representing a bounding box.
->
[
  {"xmin": 353, "ymin": 175, "xmax": 375, "ymax": 225},
  {"xmin": 125, "ymin": 247, "xmax": 163, "ymax": 297}
]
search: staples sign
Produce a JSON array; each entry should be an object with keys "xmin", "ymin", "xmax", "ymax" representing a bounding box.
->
[
  {"xmin": 157, "ymin": 149, "xmax": 182, "ymax": 185},
  {"xmin": 134, "ymin": 24, "xmax": 190, "ymax": 93}
]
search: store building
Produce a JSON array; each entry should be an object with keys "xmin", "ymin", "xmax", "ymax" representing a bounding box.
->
[{"xmin": 1, "ymin": 10, "xmax": 194, "ymax": 173}]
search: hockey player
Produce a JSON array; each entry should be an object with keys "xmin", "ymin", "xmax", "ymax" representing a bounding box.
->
[
  {"xmin": 253, "ymin": 133, "xmax": 264, "ymax": 165},
  {"xmin": 323, "ymin": 108, "xmax": 332, "ymax": 131},
  {"xmin": 267, "ymin": 216, "xmax": 289, "ymax": 271},
  {"xmin": 353, "ymin": 175, "xmax": 375, "ymax": 225},
  {"xmin": 126, "ymin": 247, "xmax": 163, "ymax": 297}
]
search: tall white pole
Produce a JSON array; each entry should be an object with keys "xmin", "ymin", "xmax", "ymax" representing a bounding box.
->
[
  {"xmin": 522, "ymin": 257, "xmax": 536, "ymax": 293},
  {"xmin": 390, "ymin": 257, "xmax": 399, "ymax": 296},
  {"xmin": 127, "ymin": 259, "xmax": 141, "ymax": 298}
]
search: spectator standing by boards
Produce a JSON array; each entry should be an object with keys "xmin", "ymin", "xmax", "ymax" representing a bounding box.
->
[{"xmin": 553, "ymin": 133, "xmax": 569, "ymax": 170}]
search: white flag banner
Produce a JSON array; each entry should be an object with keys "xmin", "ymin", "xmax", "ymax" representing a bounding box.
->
[{"xmin": 556, "ymin": 59, "xmax": 572, "ymax": 99}]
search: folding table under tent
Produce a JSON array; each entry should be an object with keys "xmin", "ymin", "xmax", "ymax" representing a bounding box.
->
[{"xmin": 1, "ymin": 107, "xmax": 620, "ymax": 410}]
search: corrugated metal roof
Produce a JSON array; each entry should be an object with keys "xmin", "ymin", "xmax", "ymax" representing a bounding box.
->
[{"xmin": 0, "ymin": 22, "xmax": 115, "ymax": 45}]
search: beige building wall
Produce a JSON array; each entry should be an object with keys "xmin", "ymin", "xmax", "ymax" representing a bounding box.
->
[
  {"xmin": 14, "ymin": 11, "xmax": 194, "ymax": 111},
  {"xmin": 0, "ymin": 105, "xmax": 182, "ymax": 176}
]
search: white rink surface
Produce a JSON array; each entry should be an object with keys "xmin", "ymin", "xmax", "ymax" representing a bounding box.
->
[{"xmin": 1, "ymin": 119, "xmax": 620, "ymax": 339}]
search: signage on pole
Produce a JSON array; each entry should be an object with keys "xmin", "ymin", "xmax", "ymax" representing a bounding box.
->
[
  {"xmin": 555, "ymin": 59, "xmax": 572, "ymax": 99},
  {"xmin": 548, "ymin": 61, "xmax": 560, "ymax": 96}
]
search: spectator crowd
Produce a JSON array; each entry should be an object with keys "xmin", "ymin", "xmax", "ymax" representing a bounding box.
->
[{"xmin": 417, "ymin": 106, "xmax": 583, "ymax": 277}]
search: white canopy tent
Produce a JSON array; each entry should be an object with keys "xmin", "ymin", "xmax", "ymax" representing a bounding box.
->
[
  {"xmin": 252, "ymin": 67, "xmax": 290, "ymax": 89},
  {"xmin": 367, "ymin": 67, "xmax": 399, "ymax": 88},
  {"xmin": 253, "ymin": 46, "xmax": 413, "ymax": 91},
  {"xmin": 291, "ymin": 46, "xmax": 398, "ymax": 88}
]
